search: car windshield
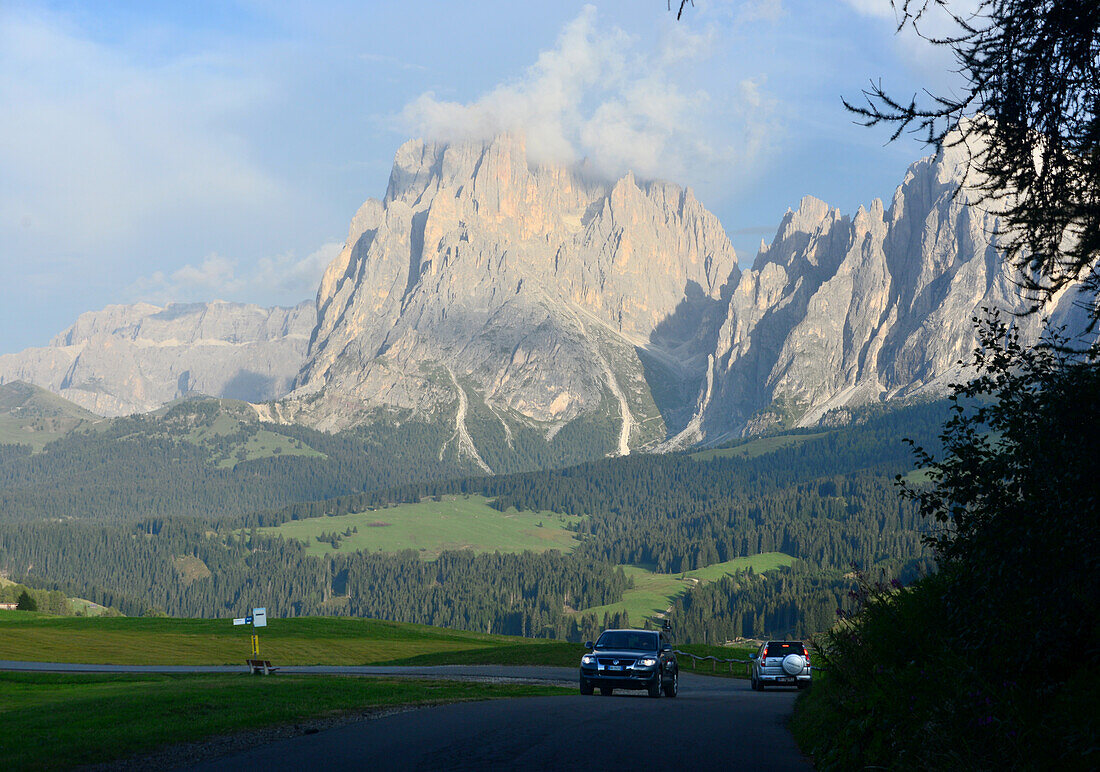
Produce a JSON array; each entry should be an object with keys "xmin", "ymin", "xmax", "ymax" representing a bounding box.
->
[{"xmin": 595, "ymin": 631, "xmax": 658, "ymax": 651}]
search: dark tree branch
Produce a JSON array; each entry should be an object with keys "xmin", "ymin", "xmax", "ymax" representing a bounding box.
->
[
  {"xmin": 669, "ymin": 0, "xmax": 694, "ymax": 22},
  {"xmin": 848, "ymin": 1, "xmax": 1100, "ymax": 326}
]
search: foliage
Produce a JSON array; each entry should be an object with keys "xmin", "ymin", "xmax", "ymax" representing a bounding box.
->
[
  {"xmin": 0, "ymin": 402, "xmax": 474, "ymax": 523},
  {"xmin": 576, "ymin": 555, "xmax": 796, "ymax": 630},
  {"xmin": 846, "ymin": 0, "xmax": 1100, "ymax": 322},
  {"xmin": 0, "ymin": 401, "xmax": 948, "ymax": 642},
  {"xmin": 793, "ymin": 315, "xmax": 1100, "ymax": 769},
  {"xmin": 14, "ymin": 590, "xmax": 36, "ymax": 612},
  {"xmin": 901, "ymin": 312, "xmax": 1100, "ymax": 651},
  {"xmin": 672, "ymin": 563, "xmax": 865, "ymax": 644}
]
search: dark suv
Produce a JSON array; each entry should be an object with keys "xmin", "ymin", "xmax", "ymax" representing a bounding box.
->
[{"xmin": 579, "ymin": 629, "xmax": 678, "ymax": 697}]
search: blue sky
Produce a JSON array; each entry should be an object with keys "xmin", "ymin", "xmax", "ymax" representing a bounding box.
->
[{"xmin": 0, "ymin": 1, "xmax": 965, "ymax": 353}]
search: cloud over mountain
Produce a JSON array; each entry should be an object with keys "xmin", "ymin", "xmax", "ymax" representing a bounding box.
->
[
  {"xmin": 128, "ymin": 243, "xmax": 342, "ymax": 307},
  {"xmin": 401, "ymin": 5, "xmax": 772, "ymax": 184}
]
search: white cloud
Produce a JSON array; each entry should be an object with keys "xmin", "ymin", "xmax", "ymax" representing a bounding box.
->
[
  {"xmin": 840, "ymin": 0, "xmax": 895, "ymax": 19},
  {"xmin": 738, "ymin": 0, "xmax": 787, "ymax": 23},
  {"xmin": 840, "ymin": 0, "xmax": 987, "ymax": 72},
  {"xmin": 170, "ymin": 256, "xmax": 240, "ymax": 294},
  {"xmin": 401, "ymin": 5, "xmax": 775, "ymax": 184},
  {"xmin": 128, "ymin": 242, "xmax": 340, "ymax": 306},
  {"xmin": 0, "ymin": 10, "xmax": 283, "ymax": 258},
  {"xmin": 253, "ymin": 242, "xmax": 343, "ymax": 299}
]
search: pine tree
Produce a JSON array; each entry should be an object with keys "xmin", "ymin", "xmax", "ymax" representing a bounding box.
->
[{"xmin": 15, "ymin": 590, "xmax": 37, "ymax": 611}]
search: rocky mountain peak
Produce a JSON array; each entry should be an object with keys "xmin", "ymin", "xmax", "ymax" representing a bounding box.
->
[
  {"xmin": 688, "ymin": 139, "xmax": 1092, "ymax": 442},
  {"xmin": 8, "ymin": 125, "xmax": 1092, "ymax": 470},
  {"xmin": 289, "ymin": 133, "xmax": 740, "ymax": 459}
]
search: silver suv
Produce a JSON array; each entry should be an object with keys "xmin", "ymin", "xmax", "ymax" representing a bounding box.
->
[{"xmin": 749, "ymin": 640, "xmax": 811, "ymax": 690}]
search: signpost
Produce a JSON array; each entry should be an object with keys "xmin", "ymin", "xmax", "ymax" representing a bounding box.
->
[{"xmin": 232, "ymin": 607, "xmax": 272, "ymax": 672}]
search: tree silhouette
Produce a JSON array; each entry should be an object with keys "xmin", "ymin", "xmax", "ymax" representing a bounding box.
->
[
  {"xmin": 15, "ymin": 590, "xmax": 37, "ymax": 611},
  {"xmin": 845, "ymin": 1, "xmax": 1100, "ymax": 324},
  {"xmin": 900, "ymin": 311, "xmax": 1099, "ymax": 651}
]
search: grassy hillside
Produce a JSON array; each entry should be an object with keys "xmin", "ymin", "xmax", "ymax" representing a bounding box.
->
[
  {"xmin": 0, "ymin": 382, "xmax": 98, "ymax": 450},
  {"xmin": 690, "ymin": 431, "xmax": 830, "ymax": 462},
  {"xmin": 256, "ymin": 495, "xmax": 580, "ymax": 558},
  {"xmin": 0, "ymin": 399, "xmax": 949, "ymax": 641},
  {"xmin": 0, "ymin": 610, "xmax": 587, "ymax": 666},
  {"xmin": 574, "ymin": 553, "xmax": 796, "ymax": 626}
]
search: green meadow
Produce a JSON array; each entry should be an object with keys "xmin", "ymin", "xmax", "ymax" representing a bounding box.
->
[
  {"xmin": 690, "ymin": 432, "xmax": 830, "ymax": 462},
  {"xmin": 901, "ymin": 467, "xmax": 932, "ymax": 484},
  {"xmin": 0, "ymin": 671, "xmax": 566, "ymax": 772},
  {"xmin": 179, "ymin": 411, "xmax": 326, "ymax": 468},
  {"xmin": 575, "ymin": 553, "xmax": 796, "ymax": 626},
  {"xmin": 257, "ymin": 495, "xmax": 580, "ymax": 558},
  {"xmin": 0, "ymin": 382, "xmax": 97, "ymax": 450},
  {"xmin": 0, "ymin": 610, "xmax": 587, "ymax": 666}
]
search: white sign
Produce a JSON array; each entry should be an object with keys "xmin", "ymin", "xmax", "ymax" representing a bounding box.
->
[
  {"xmin": 232, "ymin": 617, "xmax": 248, "ymax": 626},
  {"xmin": 252, "ymin": 607, "xmax": 268, "ymax": 628}
]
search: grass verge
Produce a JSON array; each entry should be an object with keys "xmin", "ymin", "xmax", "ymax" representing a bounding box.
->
[
  {"xmin": 0, "ymin": 671, "xmax": 568, "ymax": 771},
  {"xmin": 674, "ymin": 643, "xmax": 755, "ymax": 679},
  {"xmin": 375, "ymin": 641, "xmax": 587, "ymax": 668}
]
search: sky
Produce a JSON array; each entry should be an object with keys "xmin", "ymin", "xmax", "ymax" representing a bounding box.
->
[{"xmin": 0, "ymin": 0, "xmax": 968, "ymax": 353}]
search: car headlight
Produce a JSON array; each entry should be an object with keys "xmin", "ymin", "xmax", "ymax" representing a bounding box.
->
[
  {"xmin": 581, "ymin": 655, "xmax": 595, "ymax": 665},
  {"xmin": 635, "ymin": 657, "xmax": 658, "ymax": 667}
]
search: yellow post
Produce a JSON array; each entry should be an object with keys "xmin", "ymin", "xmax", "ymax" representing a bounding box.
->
[{"xmin": 251, "ymin": 634, "xmax": 260, "ymax": 657}]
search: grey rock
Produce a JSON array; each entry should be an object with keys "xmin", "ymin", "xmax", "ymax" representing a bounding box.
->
[
  {"xmin": 290, "ymin": 134, "xmax": 739, "ymax": 454},
  {"xmin": 692, "ymin": 140, "xmax": 1095, "ymax": 442},
  {"xmin": 6, "ymin": 132, "xmax": 1092, "ymax": 458},
  {"xmin": 0, "ymin": 301, "xmax": 316, "ymax": 416}
]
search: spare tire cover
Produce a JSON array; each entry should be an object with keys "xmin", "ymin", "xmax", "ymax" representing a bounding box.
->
[{"xmin": 782, "ymin": 654, "xmax": 804, "ymax": 675}]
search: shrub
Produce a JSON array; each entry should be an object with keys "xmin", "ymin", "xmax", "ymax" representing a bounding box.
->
[{"xmin": 792, "ymin": 315, "xmax": 1099, "ymax": 769}]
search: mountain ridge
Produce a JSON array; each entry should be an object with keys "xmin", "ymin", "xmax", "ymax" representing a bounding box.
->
[
  {"xmin": 2, "ymin": 134, "xmax": 1094, "ymax": 462},
  {"xmin": 0, "ymin": 300, "xmax": 315, "ymax": 417}
]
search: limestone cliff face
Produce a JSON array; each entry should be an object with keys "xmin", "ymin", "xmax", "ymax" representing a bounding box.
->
[
  {"xmin": 689, "ymin": 142, "xmax": 1091, "ymax": 442},
  {"xmin": 8, "ymin": 134, "xmax": 1087, "ymax": 455},
  {"xmin": 291, "ymin": 134, "xmax": 739, "ymax": 453},
  {"xmin": 0, "ymin": 301, "xmax": 315, "ymax": 416}
]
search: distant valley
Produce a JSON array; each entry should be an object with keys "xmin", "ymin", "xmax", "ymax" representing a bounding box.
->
[{"xmin": 0, "ymin": 388, "xmax": 945, "ymax": 641}]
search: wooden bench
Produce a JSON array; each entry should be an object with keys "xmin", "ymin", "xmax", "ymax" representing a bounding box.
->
[{"xmin": 246, "ymin": 659, "xmax": 278, "ymax": 675}]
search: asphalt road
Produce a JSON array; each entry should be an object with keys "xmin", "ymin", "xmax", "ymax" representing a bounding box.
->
[
  {"xmin": 1, "ymin": 662, "xmax": 811, "ymax": 771},
  {"xmin": 182, "ymin": 668, "xmax": 811, "ymax": 772}
]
